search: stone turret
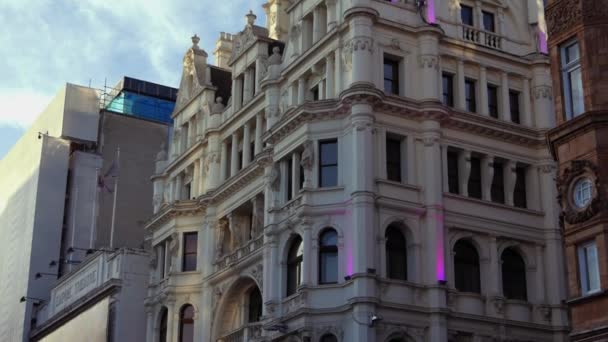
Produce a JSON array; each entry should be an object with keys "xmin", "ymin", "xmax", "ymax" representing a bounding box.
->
[
  {"xmin": 214, "ymin": 32, "xmax": 234, "ymax": 69},
  {"xmin": 263, "ymin": 0, "xmax": 289, "ymax": 41}
]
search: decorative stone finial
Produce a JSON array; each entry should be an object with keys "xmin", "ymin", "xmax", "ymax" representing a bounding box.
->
[
  {"xmin": 268, "ymin": 46, "xmax": 282, "ymax": 65},
  {"xmin": 191, "ymin": 34, "xmax": 200, "ymax": 48},
  {"xmin": 212, "ymin": 97, "xmax": 225, "ymax": 114},
  {"xmin": 246, "ymin": 10, "xmax": 257, "ymax": 26}
]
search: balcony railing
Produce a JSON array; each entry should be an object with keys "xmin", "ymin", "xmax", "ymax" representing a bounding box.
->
[
  {"xmin": 215, "ymin": 235, "xmax": 264, "ymax": 272},
  {"xmin": 217, "ymin": 323, "xmax": 263, "ymax": 342},
  {"xmin": 462, "ymin": 25, "xmax": 502, "ymax": 50}
]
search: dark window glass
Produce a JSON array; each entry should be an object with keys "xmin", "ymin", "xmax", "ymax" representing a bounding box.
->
[
  {"xmin": 248, "ymin": 287, "xmax": 263, "ymax": 323},
  {"xmin": 299, "ymin": 163, "xmax": 305, "ymax": 190},
  {"xmin": 287, "ymin": 156, "xmax": 293, "ymax": 201},
  {"xmin": 184, "ymin": 183, "xmax": 191, "ymax": 200},
  {"xmin": 319, "ymin": 140, "xmax": 338, "ymax": 187},
  {"xmin": 250, "ymin": 141, "xmax": 255, "ymax": 159},
  {"xmin": 447, "ymin": 150, "xmax": 460, "ymax": 194},
  {"xmin": 487, "ymin": 85, "xmax": 498, "ymax": 118},
  {"xmin": 514, "ymin": 167, "xmax": 527, "ymax": 208},
  {"xmin": 454, "ymin": 240, "xmax": 481, "ymax": 293},
  {"xmin": 465, "ymin": 79, "xmax": 476, "ymax": 113},
  {"xmin": 509, "ymin": 91, "xmax": 521, "ymax": 124},
  {"xmin": 287, "ymin": 236, "xmax": 303, "ymax": 296},
  {"xmin": 182, "ymin": 233, "xmax": 198, "ymax": 272},
  {"xmin": 159, "ymin": 307, "xmax": 168, "ymax": 342},
  {"xmin": 468, "ymin": 157, "xmax": 482, "ymax": 199},
  {"xmin": 312, "ymin": 85, "xmax": 320, "ymax": 101},
  {"xmin": 179, "ymin": 305, "xmax": 194, "ymax": 342},
  {"xmin": 383, "ymin": 57, "xmax": 399, "ymax": 95},
  {"xmin": 502, "ymin": 248, "xmax": 527, "ymax": 300},
  {"xmin": 491, "ymin": 161, "xmax": 505, "ymax": 203},
  {"xmin": 319, "ymin": 229, "xmax": 338, "ymax": 284},
  {"xmin": 321, "ymin": 335, "xmax": 338, "ymax": 342},
  {"xmin": 442, "ymin": 73, "xmax": 454, "ymax": 107},
  {"xmin": 386, "ymin": 136, "xmax": 402, "ymax": 182},
  {"xmin": 386, "ymin": 225, "xmax": 407, "ymax": 280},
  {"xmin": 159, "ymin": 244, "xmax": 166, "ymax": 279},
  {"xmin": 461, "ymin": 5, "xmax": 474, "ymax": 26},
  {"xmin": 483, "ymin": 11, "xmax": 495, "ymax": 32}
]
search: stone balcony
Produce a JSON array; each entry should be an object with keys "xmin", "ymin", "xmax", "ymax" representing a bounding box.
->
[
  {"xmin": 215, "ymin": 235, "xmax": 264, "ymax": 273},
  {"xmin": 217, "ymin": 323, "xmax": 263, "ymax": 342},
  {"xmin": 462, "ymin": 25, "xmax": 502, "ymax": 50}
]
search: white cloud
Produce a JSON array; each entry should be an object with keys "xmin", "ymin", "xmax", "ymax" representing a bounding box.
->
[{"xmin": 0, "ymin": 0, "xmax": 267, "ymax": 129}]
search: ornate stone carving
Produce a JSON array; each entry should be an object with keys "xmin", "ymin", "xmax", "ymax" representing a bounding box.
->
[
  {"xmin": 418, "ymin": 54, "xmax": 439, "ymax": 69},
  {"xmin": 345, "ymin": 37, "xmax": 374, "ymax": 52},
  {"xmin": 546, "ymin": 0, "xmax": 582, "ymax": 37},
  {"xmin": 258, "ymin": 55, "xmax": 269, "ymax": 79},
  {"xmin": 204, "ymin": 153, "xmax": 219, "ymax": 173},
  {"xmin": 537, "ymin": 304, "xmax": 552, "ymax": 322},
  {"xmin": 557, "ymin": 160, "xmax": 602, "ymax": 224},
  {"xmin": 532, "ymin": 85, "xmax": 553, "ymax": 100},
  {"xmin": 300, "ymin": 141, "xmax": 314, "ymax": 171},
  {"xmin": 211, "ymin": 97, "xmax": 225, "ymax": 114},
  {"xmin": 492, "ymin": 297, "xmax": 505, "ymax": 315},
  {"xmin": 268, "ymin": 46, "xmax": 282, "ymax": 65},
  {"xmin": 249, "ymin": 263, "xmax": 263, "ymax": 291},
  {"xmin": 155, "ymin": 142, "xmax": 167, "ymax": 161},
  {"xmin": 216, "ymin": 218, "xmax": 229, "ymax": 258}
]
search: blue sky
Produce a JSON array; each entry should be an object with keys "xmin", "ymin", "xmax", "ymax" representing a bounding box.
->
[{"xmin": 0, "ymin": 0, "xmax": 267, "ymax": 159}]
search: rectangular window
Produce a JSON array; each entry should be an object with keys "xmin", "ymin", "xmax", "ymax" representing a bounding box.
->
[
  {"xmin": 482, "ymin": 11, "xmax": 495, "ymax": 32},
  {"xmin": 561, "ymin": 40, "xmax": 584, "ymax": 119},
  {"xmin": 158, "ymin": 244, "xmax": 166, "ymax": 279},
  {"xmin": 491, "ymin": 161, "xmax": 505, "ymax": 203},
  {"xmin": 509, "ymin": 90, "xmax": 521, "ymax": 124},
  {"xmin": 468, "ymin": 156, "xmax": 482, "ymax": 199},
  {"xmin": 287, "ymin": 156, "xmax": 293, "ymax": 201},
  {"xmin": 578, "ymin": 241, "xmax": 601, "ymax": 295},
  {"xmin": 465, "ymin": 79, "xmax": 477, "ymax": 113},
  {"xmin": 514, "ymin": 166, "xmax": 527, "ymax": 208},
  {"xmin": 461, "ymin": 5, "xmax": 474, "ymax": 26},
  {"xmin": 386, "ymin": 135, "xmax": 402, "ymax": 182},
  {"xmin": 184, "ymin": 183, "xmax": 192, "ymax": 200},
  {"xmin": 182, "ymin": 232, "xmax": 198, "ymax": 272},
  {"xmin": 487, "ymin": 84, "xmax": 499, "ymax": 118},
  {"xmin": 442, "ymin": 73, "xmax": 454, "ymax": 107},
  {"xmin": 383, "ymin": 57, "xmax": 399, "ymax": 95},
  {"xmin": 312, "ymin": 85, "xmax": 320, "ymax": 101},
  {"xmin": 319, "ymin": 140, "xmax": 338, "ymax": 187},
  {"xmin": 447, "ymin": 150, "xmax": 460, "ymax": 194}
]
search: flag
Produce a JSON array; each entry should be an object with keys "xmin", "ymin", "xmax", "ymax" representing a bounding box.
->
[{"xmin": 98, "ymin": 154, "xmax": 120, "ymax": 193}]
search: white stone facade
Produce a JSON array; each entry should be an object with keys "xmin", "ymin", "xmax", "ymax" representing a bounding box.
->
[{"xmin": 145, "ymin": 1, "xmax": 567, "ymax": 341}]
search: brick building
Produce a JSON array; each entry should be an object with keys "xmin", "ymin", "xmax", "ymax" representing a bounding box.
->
[{"xmin": 546, "ymin": 0, "xmax": 608, "ymax": 340}]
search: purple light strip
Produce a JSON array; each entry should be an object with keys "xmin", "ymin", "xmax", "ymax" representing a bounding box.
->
[{"xmin": 426, "ymin": 0, "xmax": 436, "ymax": 24}]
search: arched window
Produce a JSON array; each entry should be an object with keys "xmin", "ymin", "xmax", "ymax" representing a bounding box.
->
[
  {"xmin": 453, "ymin": 240, "xmax": 481, "ymax": 293},
  {"xmin": 248, "ymin": 287, "xmax": 263, "ymax": 323},
  {"xmin": 178, "ymin": 305, "xmax": 194, "ymax": 342},
  {"xmin": 287, "ymin": 236, "xmax": 303, "ymax": 296},
  {"xmin": 386, "ymin": 225, "xmax": 407, "ymax": 280},
  {"xmin": 501, "ymin": 248, "xmax": 527, "ymax": 300},
  {"xmin": 158, "ymin": 307, "xmax": 168, "ymax": 342},
  {"xmin": 320, "ymin": 334, "xmax": 338, "ymax": 342},
  {"xmin": 319, "ymin": 229, "xmax": 338, "ymax": 284}
]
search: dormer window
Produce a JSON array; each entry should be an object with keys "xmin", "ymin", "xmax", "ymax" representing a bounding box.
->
[{"xmin": 461, "ymin": 5, "xmax": 474, "ymax": 26}]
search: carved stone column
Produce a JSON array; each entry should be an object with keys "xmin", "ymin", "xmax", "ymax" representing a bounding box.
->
[
  {"xmin": 243, "ymin": 68, "xmax": 253, "ymax": 103},
  {"xmin": 522, "ymin": 78, "xmax": 533, "ymax": 127},
  {"xmin": 292, "ymin": 151, "xmax": 301, "ymax": 195},
  {"xmin": 532, "ymin": 61, "xmax": 554, "ymax": 129},
  {"xmin": 326, "ymin": 0, "xmax": 337, "ymax": 30},
  {"xmin": 456, "ymin": 60, "xmax": 466, "ymax": 110},
  {"xmin": 479, "ymin": 65, "xmax": 489, "ymax": 116},
  {"xmin": 242, "ymin": 122, "xmax": 251, "ymax": 168},
  {"xmin": 230, "ymin": 132, "xmax": 239, "ymax": 177},
  {"xmin": 298, "ymin": 78, "xmax": 307, "ymax": 105},
  {"xmin": 500, "ymin": 72, "xmax": 511, "ymax": 122},
  {"xmin": 219, "ymin": 140, "xmax": 228, "ymax": 182},
  {"xmin": 504, "ymin": 160, "xmax": 517, "ymax": 206},
  {"xmin": 458, "ymin": 150, "xmax": 472, "ymax": 196},
  {"xmin": 481, "ymin": 155, "xmax": 494, "ymax": 201},
  {"xmin": 192, "ymin": 158, "xmax": 201, "ymax": 198},
  {"xmin": 418, "ymin": 31, "xmax": 440, "ymax": 100}
]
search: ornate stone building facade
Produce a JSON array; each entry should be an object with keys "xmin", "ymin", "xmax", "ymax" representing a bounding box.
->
[
  {"xmin": 546, "ymin": 0, "xmax": 608, "ymax": 340},
  {"xmin": 145, "ymin": 1, "xmax": 568, "ymax": 341}
]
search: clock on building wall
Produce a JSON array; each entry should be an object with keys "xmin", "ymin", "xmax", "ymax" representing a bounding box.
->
[{"xmin": 558, "ymin": 160, "xmax": 602, "ymax": 224}]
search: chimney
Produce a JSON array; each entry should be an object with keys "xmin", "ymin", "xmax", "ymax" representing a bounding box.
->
[{"xmin": 214, "ymin": 32, "xmax": 234, "ymax": 69}]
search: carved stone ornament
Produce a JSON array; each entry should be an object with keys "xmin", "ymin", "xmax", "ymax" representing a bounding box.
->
[
  {"xmin": 300, "ymin": 141, "xmax": 314, "ymax": 171},
  {"xmin": 211, "ymin": 97, "xmax": 225, "ymax": 114},
  {"xmin": 249, "ymin": 263, "xmax": 264, "ymax": 292},
  {"xmin": 557, "ymin": 160, "xmax": 602, "ymax": 224},
  {"xmin": 546, "ymin": 0, "xmax": 582, "ymax": 37},
  {"xmin": 492, "ymin": 296, "xmax": 505, "ymax": 315},
  {"xmin": 419, "ymin": 54, "xmax": 439, "ymax": 69},
  {"xmin": 268, "ymin": 46, "xmax": 282, "ymax": 65},
  {"xmin": 533, "ymin": 85, "xmax": 552, "ymax": 100}
]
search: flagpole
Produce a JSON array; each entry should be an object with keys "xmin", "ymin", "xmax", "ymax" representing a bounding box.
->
[{"xmin": 109, "ymin": 147, "xmax": 120, "ymax": 249}]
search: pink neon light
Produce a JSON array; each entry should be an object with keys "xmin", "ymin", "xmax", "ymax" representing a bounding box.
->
[
  {"xmin": 426, "ymin": 0, "xmax": 436, "ymax": 24},
  {"xmin": 434, "ymin": 213, "xmax": 446, "ymax": 281},
  {"xmin": 538, "ymin": 30, "xmax": 548, "ymax": 54}
]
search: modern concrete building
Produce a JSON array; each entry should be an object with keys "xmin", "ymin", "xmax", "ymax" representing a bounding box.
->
[
  {"xmin": 29, "ymin": 248, "xmax": 149, "ymax": 342},
  {"xmin": 545, "ymin": 0, "xmax": 608, "ymax": 340},
  {"xmin": 0, "ymin": 77, "xmax": 176, "ymax": 342},
  {"xmin": 145, "ymin": 1, "xmax": 568, "ymax": 341}
]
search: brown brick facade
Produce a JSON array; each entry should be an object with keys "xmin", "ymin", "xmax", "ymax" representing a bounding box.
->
[{"xmin": 546, "ymin": 0, "xmax": 608, "ymax": 339}]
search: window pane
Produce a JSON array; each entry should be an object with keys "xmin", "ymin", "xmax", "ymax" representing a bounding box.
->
[
  {"xmin": 509, "ymin": 91, "xmax": 520, "ymax": 124},
  {"xmin": 465, "ymin": 80, "xmax": 476, "ymax": 113},
  {"xmin": 321, "ymin": 230, "xmax": 338, "ymax": 246},
  {"xmin": 461, "ymin": 5, "xmax": 473, "ymax": 26},
  {"xmin": 514, "ymin": 167, "xmax": 527, "ymax": 208},
  {"xmin": 566, "ymin": 42, "xmax": 580, "ymax": 63},
  {"xmin": 491, "ymin": 162, "xmax": 504, "ymax": 203},
  {"xmin": 587, "ymin": 244, "xmax": 600, "ymax": 292},
  {"xmin": 442, "ymin": 74, "xmax": 454, "ymax": 107},
  {"xmin": 320, "ymin": 252, "xmax": 338, "ymax": 283},
  {"xmin": 321, "ymin": 166, "xmax": 338, "ymax": 187},
  {"xmin": 447, "ymin": 151, "xmax": 459, "ymax": 194},
  {"xmin": 184, "ymin": 233, "xmax": 197, "ymax": 253},
  {"xmin": 320, "ymin": 141, "xmax": 338, "ymax": 165},
  {"xmin": 386, "ymin": 137, "xmax": 402, "ymax": 182},
  {"xmin": 468, "ymin": 157, "xmax": 482, "ymax": 199},
  {"xmin": 570, "ymin": 68, "xmax": 584, "ymax": 116},
  {"xmin": 483, "ymin": 11, "xmax": 495, "ymax": 32},
  {"xmin": 487, "ymin": 85, "xmax": 498, "ymax": 118}
]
